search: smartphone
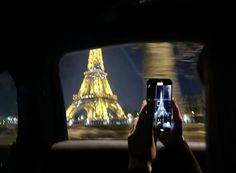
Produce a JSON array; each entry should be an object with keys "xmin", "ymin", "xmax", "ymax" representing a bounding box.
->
[{"xmin": 146, "ymin": 79, "xmax": 172, "ymax": 131}]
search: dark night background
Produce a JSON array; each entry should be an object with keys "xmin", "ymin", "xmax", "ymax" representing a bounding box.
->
[{"xmin": 0, "ymin": 42, "xmax": 203, "ymax": 117}]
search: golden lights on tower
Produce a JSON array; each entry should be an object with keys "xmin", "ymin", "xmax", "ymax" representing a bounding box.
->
[{"xmin": 66, "ymin": 48, "xmax": 126, "ymax": 125}]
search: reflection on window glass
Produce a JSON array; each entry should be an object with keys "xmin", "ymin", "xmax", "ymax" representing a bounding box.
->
[
  {"xmin": 0, "ymin": 72, "xmax": 17, "ymax": 145},
  {"xmin": 60, "ymin": 42, "xmax": 205, "ymax": 141}
]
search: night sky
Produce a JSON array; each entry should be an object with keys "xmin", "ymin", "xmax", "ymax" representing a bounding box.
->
[
  {"xmin": 0, "ymin": 42, "xmax": 203, "ymax": 117},
  {"xmin": 0, "ymin": 72, "xmax": 17, "ymax": 116}
]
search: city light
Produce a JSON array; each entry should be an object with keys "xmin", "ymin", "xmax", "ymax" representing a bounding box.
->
[
  {"xmin": 68, "ymin": 119, "xmax": 73, "ymax": 127},
  {"xmin": 0, "ymin": 115, "xmax": 18, "ymax": 126},
  {"xmin": 127, "ymin": 113, "xmax": 133, "ymax": 124}
]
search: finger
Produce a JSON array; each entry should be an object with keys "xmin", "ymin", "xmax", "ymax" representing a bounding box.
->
[
  {"xmin": 136, "ymin": 104, "xmax": 153, "ymax": 134},
  {"xmin": 129, "ymin": 100, "xmax": 147, "ymax": 135},
  {"xmin": 172, "ymin": 98, "xmax": 182, "ymax": 124},
  {"xmin": 137, "ymin": 104, "xmax": 148, "ymax": 125},
  {"xmin": 137, "ymin": 100, "xmax": 150, "ymax": 128},
  {"xmin": 128, "ymin": 117, "xmax": 139, "ymax": 136},
  {"xmin": 139, "ymin": 100, "xmax": 147, "ymax": 114}
]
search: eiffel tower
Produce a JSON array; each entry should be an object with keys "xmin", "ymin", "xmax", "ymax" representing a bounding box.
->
[
  {"xmin": 66, "ymin": 48, "xmax": 126, "ymax": 125},
  {"xmin": 154, "ymin": 88, "xmax": 169, "ymax": 127}
]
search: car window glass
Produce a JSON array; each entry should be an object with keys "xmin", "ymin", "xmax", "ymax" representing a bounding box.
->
[
  {"xmin": 0, "ymin": 72, "xmax": 17, "ymax": 145},
  {"xmin": 60, "ymin": 42, "xmax": 205, "ymax": 142}
]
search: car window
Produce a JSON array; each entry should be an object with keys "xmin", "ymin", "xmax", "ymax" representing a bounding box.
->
[
  {"xmin": 59, "ymin": 42, "xmax": 205, "ymax": 142},
  {"xmin": 0, "ymin": 72, "xmax": 17, "ymax": 145}
]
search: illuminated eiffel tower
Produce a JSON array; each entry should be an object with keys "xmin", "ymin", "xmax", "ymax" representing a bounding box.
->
[
  {"xmin": 66, "ymin": 48, "xmax": 126, "ymax": 125},
  {"xmin": 154, "ymin": 89, "xmax": 168, "ymax": 127}
]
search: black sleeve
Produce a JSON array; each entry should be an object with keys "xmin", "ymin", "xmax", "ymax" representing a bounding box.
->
[{"xmin": 152, "ymin": 141, "xmax": 203, "ymax": 173}]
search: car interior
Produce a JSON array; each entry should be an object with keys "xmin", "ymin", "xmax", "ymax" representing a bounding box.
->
[{"xmin": 1, "ymin": 1, "xmax": 234, "ymax": 173}]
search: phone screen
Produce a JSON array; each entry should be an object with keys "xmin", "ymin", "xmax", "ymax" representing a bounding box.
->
[{"xmin": 147, "ymin": 79, "xmax": 172, "ymax": 131}]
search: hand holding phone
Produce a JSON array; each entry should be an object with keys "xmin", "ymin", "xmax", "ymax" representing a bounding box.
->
[{"xmin": 146, "ymin": 79, "xmax": 172, "ymax": 132}]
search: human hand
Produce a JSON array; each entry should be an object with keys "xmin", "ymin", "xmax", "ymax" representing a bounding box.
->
[
  {"xmin": 128, "ymin": 100, "xmax": 157, "ymax": 172},
  {"xmin": 158, "ymin": 99, "xmax": 184, "ymax": 147}
]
